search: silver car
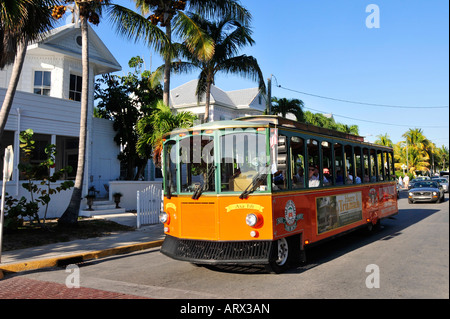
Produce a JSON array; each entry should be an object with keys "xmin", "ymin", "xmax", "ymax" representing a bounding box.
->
[
  {"xmin": 432, "ymin": 178, "xmax": 449, "ymax": 193},
  {"xmin": 408, "ymin": 181, "xmax": 445, "ymax": 204}
]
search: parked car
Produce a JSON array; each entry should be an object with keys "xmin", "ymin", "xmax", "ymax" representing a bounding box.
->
[
  {"xmin": 433, "ymin": 178, "xmax": 449, "ymax": 193},
  {"xmin": 408, "ymin": 181, "xmax": 445, "ymax": 204}
]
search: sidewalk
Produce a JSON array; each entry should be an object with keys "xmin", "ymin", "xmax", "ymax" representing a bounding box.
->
[{"xmin": 0, "ymin": 214, "xmax": 165, "ymax": 278}]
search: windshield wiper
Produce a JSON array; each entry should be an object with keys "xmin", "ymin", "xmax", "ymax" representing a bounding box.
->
[
  {"xmin": 192, "ymin": 166, "xmax": 215, "ymax": 200},
  {"xmin": 239, "ymin": 165, "xmax": 269, "ymax": 199}
]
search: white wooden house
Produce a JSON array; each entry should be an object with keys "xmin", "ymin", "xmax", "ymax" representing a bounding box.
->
[
  {"xmin": 0, "ymin": 23, "xmax": 122, "ymax": 218},
  {"xmin": 169, "ymin": 79, "xmax": 267, "ymax": 121}
]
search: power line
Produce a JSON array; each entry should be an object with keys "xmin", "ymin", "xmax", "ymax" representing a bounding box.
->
[
  {"xmin": 275, "ymin": 84, "xmax": 449, "ymax": 109},
  {"xmin": 303, "ymin": 105, "xmax": 449, "ymax": 128}
]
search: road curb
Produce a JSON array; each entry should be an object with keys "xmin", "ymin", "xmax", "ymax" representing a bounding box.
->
[{"xmin": 0, "ymin": 239, "xmax": 164, "ymax": 277}]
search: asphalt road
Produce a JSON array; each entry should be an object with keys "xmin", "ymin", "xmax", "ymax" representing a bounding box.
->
[{"xmin": 10, "ymin": 191, "xmax": 450, "ymax": 299}]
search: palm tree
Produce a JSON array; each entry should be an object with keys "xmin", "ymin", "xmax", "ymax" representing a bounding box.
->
[
  {"xmin": 166, "ymin": 13, "xmax": 265, "ymax": 122},
  {"xmin": 58, "ymin": 0, "xmax": 110, "ymax": 226},
  {"xmin": 136, "ymin": 100, "xmax": 197, "ymax": 166},
  {"xmin": 438, "ymin": 145, "xmax": 449, "ymax": 171},
  {"xmin": 374, "ymin": 133, "xmax": 393, "ymax": 147},
  {"xmin": 109, "ymin": 0, "xmax": 250, "ymax": 106},
  {"xmin": 304, "ymin": 111, "xmax": 337, "ymax": 130},
  {"xmin": 336, "ymin": 124, "xmax": 359, "ymax": 135},
  {"xmin": 400, "ymin": 128, "xmax": 431, "ymax": 175},
  {"xmin": 271, "ymin": 97, "xmax": 305, "ymax": 122},
  {"xmin": 0, "ymin": 0, "xmax": 58, "ymax": 144}
]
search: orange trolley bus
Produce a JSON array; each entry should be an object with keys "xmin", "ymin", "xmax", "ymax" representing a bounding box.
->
[{"xmin": 160, "ymin": 116, "xmax": 398, "ymax": 273}]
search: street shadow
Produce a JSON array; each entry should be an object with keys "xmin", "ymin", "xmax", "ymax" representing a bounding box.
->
[
  {"xmin": 204, "ymin": 195, "xmax": 443, "ymax": 275},
  {"xmin": 287, "ymin": 206, "xmax": 440, "ymax": 274}
]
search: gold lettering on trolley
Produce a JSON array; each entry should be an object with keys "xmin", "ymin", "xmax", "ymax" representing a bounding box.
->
[
  {"xmin": 225, "ymin": 204, "xmax": 264, "ymax": 213},
  {"xmin": 165, "ymin": 203, "xmax": 177, "ymax": 211}
]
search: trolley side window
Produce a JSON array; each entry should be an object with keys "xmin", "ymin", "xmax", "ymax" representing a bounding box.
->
[
  {"xmin": 322, "ymin": 141, "xmax": 333, "ymax": 186},
  {"xmin": 272, "ymin": 134, "xmax": 288, "ymax": 190},
  {"xmin": 388, "ymin": 152, "xmax": 395, "ymax": 181},
  {"xmin": 370, "ymin": 149, "xmax": 377, "ymax": 182},
  {"xmin": 290, "ymin": 136, "xmax": 305, "ymax": 189},
  {"xmin": 363, "ymin": 148, "xmax": 370, "ymax": 183},
  {"xmin": 354, "ymin": 146, "xmax": 363, "ymax": 184},
  {"xmin": 334, "ymin": 143, "xmax": 345, "ymax": 185},
  {"xmin": 377, "ymin": 149, "xmax": 384, "ymax": 181},
  {"xmin": 164, "ymin": 140, "xmax": 177, "ymax": 195},
  {"xmin": 345, "ymin": 145, "xmax": 354, "ymax": 184},
  {"xmin": 307, "ymin": 139, "xmax": 320, "ymax": 188}
]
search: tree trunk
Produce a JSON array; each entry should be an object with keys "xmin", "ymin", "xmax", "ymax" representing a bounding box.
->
[
  {"xmin": 162, "ymin": 16, "xmax": 172, "ymax": 106},
  {"xmin": 204, "ymin": 77, "xmax": 212, "ymax": 122},
  {"xmin": 59, "ymin": 11, "xmax": 89, "ymax": 226},
  {"xmin": 0, "ymin": 36, "xmax": 28, "ymax": 145}
]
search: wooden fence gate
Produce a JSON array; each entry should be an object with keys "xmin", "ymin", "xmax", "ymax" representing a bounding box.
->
[{"xmin": 136, "ymin": 184, "xmax": 162, "ymax": 228}]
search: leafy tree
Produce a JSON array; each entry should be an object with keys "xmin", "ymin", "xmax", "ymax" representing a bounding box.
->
[
  {"xmin": 271, "ymin": 97, "xmax": 305, "ymax": 122},
  {"xmin": 304, "ymin": 111, "xmax": 337, "ymax": 129},
  {"xmin": 136, "ymin": 100, "xmax": 196, "ymax": 167},
  {"xmin": 108, "ymin": 0, "xmax": 250, "ymax": 105},
  {"xmin": 437, "ymin": 145, "xmax": 449, "ymax": 171},
  {"xmin": 374, "ymin": 133, "xmax": 393, "ymax": 148},
  {"xmin": 164, "ymin": 13, "xmax": 265, "ymax": 122},
  {"xmin": 395, "ymin": 128, "xmax": 430, "ymax": 175},
  {"xmin": 0, "ymin": 0, "xmax": 58, "ymax": 146},
  {"xmin": 95, "ymin": 56, "xmax": 163, "ymax": 180},
  {"xmin": 336, "ymin": 123, "xmax": 359, "ymax": 135}
]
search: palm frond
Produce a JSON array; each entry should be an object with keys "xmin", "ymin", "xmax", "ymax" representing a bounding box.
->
[
  {"xmin": 217, "ymin": 54, "xmax": 266, "ymax": 93},
  {"xmin": 173, "ymin": 11, "xmax": 215, "ymax": 61},
  {"xmin": 107, "ymin": 4, "xmax": 169, "ymax": 55},
  {"xmin": 188, "ymin": 0, "xmax": 252, "ymax": 25}
]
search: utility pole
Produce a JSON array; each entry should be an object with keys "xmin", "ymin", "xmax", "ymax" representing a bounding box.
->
[{"xmin": 266, "ymin": 74, "xmax": 272, "ymax": 115}]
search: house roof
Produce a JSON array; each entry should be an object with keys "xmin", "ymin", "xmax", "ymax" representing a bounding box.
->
[
  {"xmin": 170, "ymin": 79, "xmax": 262, "ymax": 110},
  {"xmin": 27, "ymin": 23, "xmax": 121, "ymax": 75}
]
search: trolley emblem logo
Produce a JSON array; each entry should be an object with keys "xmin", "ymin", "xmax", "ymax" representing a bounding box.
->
[{"xmin": 277, "ymin": 200, "xmax": 303, "ymax": 232}]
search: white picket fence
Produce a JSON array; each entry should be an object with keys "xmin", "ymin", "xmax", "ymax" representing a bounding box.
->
[{"xmin": 136, "ymin": 184, "xmax": 163, "ymax": 228}]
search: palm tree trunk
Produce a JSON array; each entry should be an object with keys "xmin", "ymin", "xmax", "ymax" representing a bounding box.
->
[
  {"xmin": 59, "ymin": 11, "xmax": 89, "ymax": 226},
  {"xmin": 0, "ymin": 36, "xmax": 28, "ymax": 143},
  {"xmin": 163, "ymin": 14, "xmax": 172, "ymax": 106},
  {"xmin": 204, "ymin": 79, "xmax": 212, "ymax": 122}
]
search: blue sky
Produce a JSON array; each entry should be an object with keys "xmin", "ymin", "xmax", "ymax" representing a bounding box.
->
[{"xmin": 89, "ymin": 0, "xmax": 449, "ymax": 149}]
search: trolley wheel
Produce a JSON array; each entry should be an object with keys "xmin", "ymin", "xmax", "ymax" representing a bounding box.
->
[
  {"xmin": 265, "ymin": 236, "xmax": 303, "ymax": 274},
  {"xmin": 366, "ymin": 219, "xmax": 381, "ymax": 233}
]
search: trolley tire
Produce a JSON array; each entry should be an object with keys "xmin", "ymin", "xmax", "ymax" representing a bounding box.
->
[{"xmin": 265, "ymin": 236, "xmax": 302, "ymax": 274}]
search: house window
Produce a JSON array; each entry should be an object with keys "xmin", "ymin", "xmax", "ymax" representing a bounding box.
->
[
  {"xmin": 69, "ymin": 74, "xmax": 82, "ymax": 101},
  {"xmin": 19, "ymin": 133, "xmax": 52, "ymax": 180},
  {"xmin": 56, "ymin": 136, "xmax": 79, "ymax": 180},
  {"xmin": 34, "ymin": 71, "xmax": 51, "ymax": 96}
]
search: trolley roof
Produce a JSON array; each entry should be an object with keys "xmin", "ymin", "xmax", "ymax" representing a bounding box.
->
[{"xmin": 164, "ymin": 115, "xmax": 392, "ymax": 150}]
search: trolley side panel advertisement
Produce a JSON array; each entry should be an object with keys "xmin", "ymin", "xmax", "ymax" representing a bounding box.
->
[{"xmin": 316, "ymin": 192, "xmax": 363, "ymax": 235}]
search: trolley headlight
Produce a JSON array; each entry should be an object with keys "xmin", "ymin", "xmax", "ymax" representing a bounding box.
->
[
  {"xmin": 246, "ymin": 213, "xmax": 260, "ymax": 227},
  {"xmin": 159, "ymin": 211, "xmax": 169, "ymax": 224}
]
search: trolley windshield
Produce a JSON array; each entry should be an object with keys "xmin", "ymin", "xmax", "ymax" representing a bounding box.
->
[{"xmin": 163, "ymin": 128, "xmax": 269, "ymax": 196}]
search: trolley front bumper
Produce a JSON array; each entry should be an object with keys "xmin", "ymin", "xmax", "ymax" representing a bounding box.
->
[{"xmin": 161, "ymin": 235, "xmax": 273, "ymax": 265}]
